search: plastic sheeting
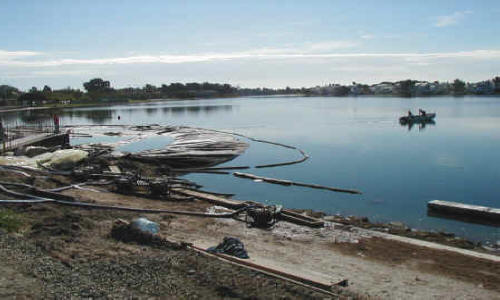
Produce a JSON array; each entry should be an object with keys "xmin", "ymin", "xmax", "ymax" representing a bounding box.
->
[
  {"xmin": 44, "ymin": 149, "xmax": 88, "ymax": 170},
  {"xmin": 130, "ymin": 217, "xmax": 159, "ymax": 235},
  {"xmin": 207, "ymin": 236, "xmax": 249, "ymax": 259},
  {"xmin": 0, "ymin": 149, "xmax": 88, "ymax": 170}
]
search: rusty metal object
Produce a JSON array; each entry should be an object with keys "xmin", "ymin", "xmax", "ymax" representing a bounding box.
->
[{"xmin": 246, "ymin": 205, "xmax": 282, "ymax": 228}]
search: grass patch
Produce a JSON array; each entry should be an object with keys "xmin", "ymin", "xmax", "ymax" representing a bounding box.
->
[{"xmin": 0, "ymin": 209, "xmax": 24, "ymax": 232}]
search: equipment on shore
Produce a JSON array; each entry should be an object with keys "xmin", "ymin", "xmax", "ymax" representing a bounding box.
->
[{"xmin": 245, "ymin": 205, "xmax": 282, "ymax": 228}]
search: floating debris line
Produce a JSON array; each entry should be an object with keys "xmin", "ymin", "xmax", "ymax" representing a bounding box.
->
[
  {"xmin": 192, "ymin": 127, "xmax": 310, "ymax": 169},
  {"xmin": 61, "ymin": 124, "xmax": 360, "ymax": 195},
  {"xmin": 233, "ymin": 172, "xmax": 362, "ymax": 194}
]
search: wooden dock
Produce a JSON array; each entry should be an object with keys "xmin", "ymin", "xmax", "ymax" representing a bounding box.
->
[
  {"xmin": 427, "ymin": 200, "xmax": 500, "ymax": 224},
  {"xmin": 2, "ymin": 133, "xmax": 68, "ymax": 153}
]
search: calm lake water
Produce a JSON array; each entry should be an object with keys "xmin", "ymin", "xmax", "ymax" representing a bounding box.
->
[{"xmin": 3, "ymin": 96, "xmax": 500, "ymax": 242}]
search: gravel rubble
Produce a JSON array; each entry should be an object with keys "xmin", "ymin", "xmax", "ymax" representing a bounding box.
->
[{"xmin": 0, "ymin": 232, "xmax": 350, "ymax": 299}]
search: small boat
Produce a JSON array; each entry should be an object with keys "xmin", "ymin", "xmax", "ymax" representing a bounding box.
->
[{"xmin": 399, "ymin": 113, "xmax": 436, "ymax": 124}]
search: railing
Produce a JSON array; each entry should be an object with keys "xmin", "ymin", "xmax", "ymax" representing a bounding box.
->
[{"xmin": 1, "ymin": 120, "xmax": 61, "ymax": 153}]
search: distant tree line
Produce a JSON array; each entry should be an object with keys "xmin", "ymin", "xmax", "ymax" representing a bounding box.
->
[
  {"xmin": 2, "ymin": 76, "xmax": 500, "ymax": 106},
  {"xmin": 305, "ymin": 77, "xmax": 500, "ymax": 97}
]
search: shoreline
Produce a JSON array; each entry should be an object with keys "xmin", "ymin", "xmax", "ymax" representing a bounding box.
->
[
  {"xmin": 297, "ymin": 210, "xmax": 499, "ymax": 254},
  {"xmin": 0, "ymin": 106, "xmax": 50, "ymax": 113},
  {"xmin": 2, "ymin": 93, "xmax": 500, "ymax": 114},
  {"xmin": 3, "ymin": 122, "xmax": 497, "ymax": 246},
  {"xmin": 0, "ymin": 145, "xmax": 499, "ymax": 297},
  {"xmin": 1, "ymin": 178, "xmax": 498, "ymax": 298}
]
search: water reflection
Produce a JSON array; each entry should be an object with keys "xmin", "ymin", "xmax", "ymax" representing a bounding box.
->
[
  {"xmin": 161, "ymin": 104, "xmax": 233, "ymax": 115},
  {"xmin": 401, "ymin": 120, "xmax": 436, "ymax": 131},
  {"xmin": 187, "ymin": 106, "xmax": 201, "ymax": 114},
  {"xmin": 0, "ymin": 109, "xmax": 63, "ymax": 126},
  {"xmin": 62, "ymin": 109, "xmax": 113, "ymax": 124},
  {"xmin": 427, "ymin": 210, "xmax": 500, "ymax": 227},
  {"xmin": 145, "ymin": 108, "xmax": 158, "ymax": 116}
]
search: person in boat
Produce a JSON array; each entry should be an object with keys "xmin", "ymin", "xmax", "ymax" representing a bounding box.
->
[
  {"xmin": 419, "ymin": 109, "xmax": 426, "ymax": 116},
  {"xmin": 408, "ymin": 110, "xmax": 413, "ymax": 117}
]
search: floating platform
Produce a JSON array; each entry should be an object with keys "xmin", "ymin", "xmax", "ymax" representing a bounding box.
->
[{"xmin": 427, "ymin": 200, "xmax": 500, "ymax": 225}]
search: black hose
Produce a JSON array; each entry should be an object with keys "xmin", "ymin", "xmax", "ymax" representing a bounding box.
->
[{"xmin": 0, "ymin": 183, "xmax": 253, "ymax": 218}]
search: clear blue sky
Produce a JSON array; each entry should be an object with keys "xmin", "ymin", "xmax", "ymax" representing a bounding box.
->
[{"xmin": 1, "ymin": 0, "xmax": 499, "ymax": 90}]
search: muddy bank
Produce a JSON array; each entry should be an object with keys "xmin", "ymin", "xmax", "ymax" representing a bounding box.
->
[{"xmin": 300, "ymin": 211, "xmax": 495, "ymax": 252}]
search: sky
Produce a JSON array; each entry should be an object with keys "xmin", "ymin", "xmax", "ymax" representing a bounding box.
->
[{"xmin": 1, "ymin": 0, "xmax": 500, "ymax": 90}]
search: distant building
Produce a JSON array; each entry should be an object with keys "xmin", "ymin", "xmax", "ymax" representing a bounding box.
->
[
  {"xmin": 413, "ymin": 81, "xmax": 449, "ymax": 96},
  {"xmin": 350, "ymin": 84, "xmax": 362, "ymax": 96},
  {"xmin": 467, "ymin": 80, "xmax": 495, "ymax": 95},
  {"xmin": 370, "ymin": 83, "xmax": 394, "ymax": 95}
]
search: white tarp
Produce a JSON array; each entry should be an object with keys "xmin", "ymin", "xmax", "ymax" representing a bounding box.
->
[{"xmin": 0, "ymin": 149, "xmax": 88, "ymax": 170}]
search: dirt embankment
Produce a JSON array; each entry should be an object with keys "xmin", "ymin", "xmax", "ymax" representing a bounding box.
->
[
  {"xmin": 0, "ymin": 168, "xmax": 353, "ymax": 299},
  {"xmin": 0, "ymin": 205, "xmax": 352, "ymax": 299},
  {"xmin": 0, "ymin": 168, "xmax": 499, "ymax": 299}
]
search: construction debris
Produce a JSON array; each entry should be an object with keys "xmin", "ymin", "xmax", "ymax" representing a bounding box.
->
[
  {"xmin": 0, "ymin": 149, "xmax": 88, "ymax": 170},
  {"xmin": 130, "ymin": 217, "xmax": 160, "ymax": 235},
  {"xmin": 25, "ymin": 146, "xmax": 50, "ymax": 157},
  {"xmin": 110, "ymin": 218, "xmax": 182, "ymax": 249},
  {"xmin": 0, "ymin": 124, "xmax": 339, "ymax": 230},
  {"xmin": 207, "ymin": 237, "xmax": 249, "ymax": 259},
  {"xmin": 246, "ymin": 205, "xmax": 282, "ymax": 228},
  {"xmin": 130, "ymin": 127, "xmax": 249, "ymax": 168}
]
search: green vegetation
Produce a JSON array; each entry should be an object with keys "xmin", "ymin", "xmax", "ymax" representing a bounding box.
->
[
  {"xmin": 0, "ymin": 208, "xmax": 24, "ymax": 232},
  {"xmin": 0, "ymin": 85, "xmax": 21, "ymax": 106},
  {"xmin": 452, "ymin": 79, "xmax": 466, "ymax": 95},
  {"xmin": 396, "ymin": 80, "xmax": 416, "ymax": 97},
  {"xmin": 2, "ymin": 76, "xmax": 500, "ymax": 108}
]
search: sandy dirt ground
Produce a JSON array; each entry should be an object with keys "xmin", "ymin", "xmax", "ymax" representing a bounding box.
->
[{"xmin": 54, "ymin": 188, "xmax": 500, "ymax": 299}]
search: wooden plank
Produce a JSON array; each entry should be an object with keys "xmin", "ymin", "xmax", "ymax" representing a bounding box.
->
[
  {"xmin": 108, "ymin": 165, "xmax": 121, "ymax": 174},
  {"xmin": 279, "ymin": 211, "xmax": 324, "ymax": 227},
  {"xmin": 171, "ymin": 188, "xmax": 246, "ymax": 209},
  {"xmin": 428, "ymin": 200, "xmax": 500, "ymax": 223},
  {"xmin": 188, "ymin": 244, "xmax": 343, "ymax": 294}
]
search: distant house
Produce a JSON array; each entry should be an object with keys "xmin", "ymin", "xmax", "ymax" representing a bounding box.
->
[
  {"xmin": 350, "ymin": 84, "xmax": 362, "ymax": 96},
  {"xmin": 413, "ymin": 82, "xmax": 430, "ymax": 96},
  {"xmin": 413, "ymin": 81, "xmax": 448, "ymax": 96},
  {"xmin": 467, "ymin": 80, "xmax": 495, "ymax": 95},
  {"xmin": 370, "ymin": 83, "xmax": 394, "ymax": 95}
]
